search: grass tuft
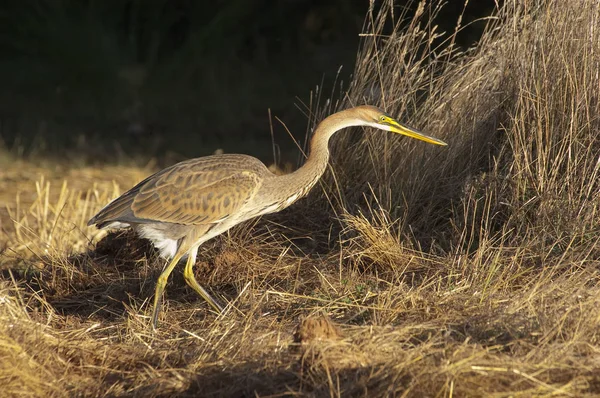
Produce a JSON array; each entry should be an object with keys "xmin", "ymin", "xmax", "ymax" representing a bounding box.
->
[{"xmin": 2, "ymin": 0, "xmax": 600, "ymax": 396}]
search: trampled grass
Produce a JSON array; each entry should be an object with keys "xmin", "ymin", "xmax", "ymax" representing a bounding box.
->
[{"xmin": 1, "ymin": 0, "xmax": 600, "ymax": 396}]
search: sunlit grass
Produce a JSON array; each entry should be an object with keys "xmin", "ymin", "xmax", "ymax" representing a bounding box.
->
[{"xmin": 1, "ymin": 0, "xmax": 600, "ymax": 396}]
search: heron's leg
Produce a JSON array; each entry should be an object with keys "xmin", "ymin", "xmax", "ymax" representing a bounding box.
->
[
  {"xmin": 152, "ymin": 252, "xmax": 184, "ymax": 330},
  {"xmin": 183, "ymin": 246, "xmax": 224, "ymax": 313}
]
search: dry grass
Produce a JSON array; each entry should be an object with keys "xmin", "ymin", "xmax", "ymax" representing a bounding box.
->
[{"xmin": 2, "ymin": 0, "xmax": 600, "ymax": 396}]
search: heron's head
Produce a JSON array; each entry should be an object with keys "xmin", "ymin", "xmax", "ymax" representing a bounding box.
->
[{"xmin": 355, "ymin": 105, "xmax": 447, "ymax": 146}]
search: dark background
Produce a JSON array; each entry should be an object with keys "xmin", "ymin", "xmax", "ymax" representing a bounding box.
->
[{"xmin": 0, "ymin": 0, "xmax": 498, "ymax": 163}]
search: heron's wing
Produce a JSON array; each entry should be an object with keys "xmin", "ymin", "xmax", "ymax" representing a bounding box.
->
[
  {"xmin": 89, "ymin": 159, "xmax": 262, "ymax": 226},
  {"xmin": 132, "ymin": 168, "xmax": 261, "ymax": 225}
]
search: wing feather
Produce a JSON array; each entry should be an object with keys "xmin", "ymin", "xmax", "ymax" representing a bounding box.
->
[
  {"xmin": 88, "ymin": 157, "xmax": 264, "ymax": 227},
  {"xmin": 133, "ymin": 171, "xmax": 260, "ymax": 225}
]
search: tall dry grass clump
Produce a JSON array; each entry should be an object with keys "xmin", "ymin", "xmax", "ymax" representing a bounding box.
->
[
  {"xmin": 304, "ymin": 0, "xmax": 600, "ymax": 394},
  {"xmin": 2, "ymin": 0, "xmax": 600, "ymax": 396},
  {"xmin": 322, "ymin": 0, "xmax": 600, "ymax": 258}
]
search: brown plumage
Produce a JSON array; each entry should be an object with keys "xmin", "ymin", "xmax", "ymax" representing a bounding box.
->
[{"xmin": 88, "ymin": 105, "xmax": 447, "ymax": 329}]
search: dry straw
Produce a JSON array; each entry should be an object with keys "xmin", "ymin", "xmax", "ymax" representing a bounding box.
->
[{"xmin": 1, "ymin": 0, "xmax": 600, "ymax": 396}]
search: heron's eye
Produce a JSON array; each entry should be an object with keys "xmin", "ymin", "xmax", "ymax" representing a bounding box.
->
[{"xmin": 380, "ymin": 115, "xmax": 386, "ymax": 122}]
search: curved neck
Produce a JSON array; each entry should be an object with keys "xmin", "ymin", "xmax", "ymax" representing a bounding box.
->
[
  {"xmin": 274, "ymin": 109, "xmax": 364, "ymax": 199},
  {"xmin": 304, "ymin": 109, "xmax": 362, "ymax": 171}
]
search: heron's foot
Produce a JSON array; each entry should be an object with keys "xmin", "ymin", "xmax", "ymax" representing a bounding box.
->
[
  {"xmin": 183, "ymin": 256, "xmax": 224, "ymax": 313},
  {"xmin": 151, "ymin": 294, "xmax": 163, "ymax": 331},
  {"xmin": 183, "ymin": 269, "xmax": 224, "ymax": 313},
  {"xmin": 150, "ymin": 253, "xmax": 183, "ymax": 330}
]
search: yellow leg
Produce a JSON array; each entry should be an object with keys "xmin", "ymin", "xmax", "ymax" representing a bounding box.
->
[
  {"xmin": 151, "ymin": 252, "xmax": 184, "ymax": 330},
  {"xmin": 183, "ymin": 246, "xmax": 223, "ymax": 313}
]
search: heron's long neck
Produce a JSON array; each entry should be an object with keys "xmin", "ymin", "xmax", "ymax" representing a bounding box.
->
[{"xmin": 278, "ymin": 110, "xmax": 361, "ymax": 198}]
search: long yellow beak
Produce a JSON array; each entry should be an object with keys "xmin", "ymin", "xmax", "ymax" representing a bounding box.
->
[{"xmin": 388, "ymin": 119, "xmax": 447, "ymax": 146}]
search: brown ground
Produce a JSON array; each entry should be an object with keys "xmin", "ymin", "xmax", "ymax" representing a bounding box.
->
[{"xmin": 2, "ymin": 0, "xmax": 600, "ymax": 396}]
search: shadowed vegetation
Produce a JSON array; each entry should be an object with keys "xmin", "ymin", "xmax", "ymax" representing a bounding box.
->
[{"xmin": 2, "ymin": 0, "xmax": 600, "ymax": 396}]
